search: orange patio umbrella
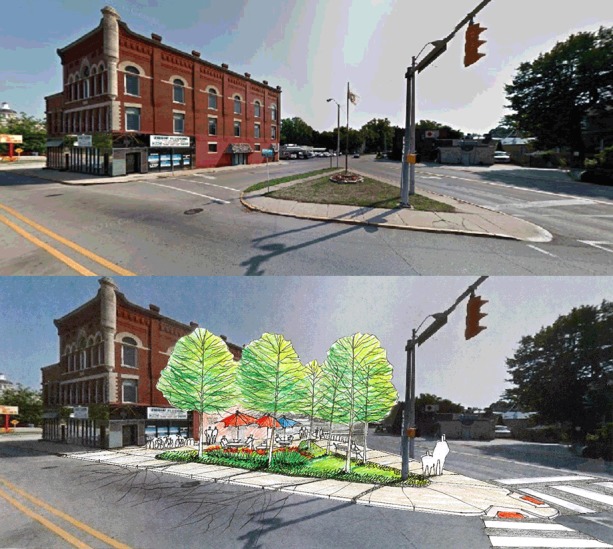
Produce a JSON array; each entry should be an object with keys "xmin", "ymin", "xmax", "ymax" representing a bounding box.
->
[{"xmin": 220, "ymin": 410, "xmax": 258, "ymax": 441}]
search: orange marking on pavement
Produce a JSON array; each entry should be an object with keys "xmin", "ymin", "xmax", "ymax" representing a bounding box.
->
[
  {"xmin": 0, "ymin": 201, "xmax": 135, "ymax": 275},
  {"xmin": 0, "ymin": 213, "xmax": 97, "ymax": 275},
  {"xmin": 0, "ymin": 476, "xmax": 132, "ymax": 549},
  {"xmin": 496, "ymin": 511, "xmax": 525, "ymax": 519},
  {"xmin": 521, "ymin": 494, "xmax": 545, "ymax": 505},
  {"xmin": 0, "ymin": 485, "xmax": 92, "ymax": 549}
]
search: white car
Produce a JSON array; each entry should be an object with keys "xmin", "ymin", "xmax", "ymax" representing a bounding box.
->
[
  {"xmin": 494, "ymin": 151, "xmax": 511, "ymax": 163},
  {"xmin": 494, "ymin": 425, "xmax": 512, "ymax": 438}
]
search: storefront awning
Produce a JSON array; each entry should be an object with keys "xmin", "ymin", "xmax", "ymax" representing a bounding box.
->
[
  {"xmin": 46, "ymin": 139, "xmax": 64, "ymax": 147},
  {"xmin": 227, "ymin": 143, "xmax": 253, "ymax": 154}
]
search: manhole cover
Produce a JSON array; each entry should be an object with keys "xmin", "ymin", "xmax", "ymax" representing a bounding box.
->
[
  {"xmin": 184, "ymin": 208, "xmax": 204, "ymax": 215},
  {"xmin": 181, "ymin": 481, "xmax": 200, "ymax": 488},
  {"xmin": 45, "ymin": 194, "xmax": 63, "ymax": 197},
  {"xmin": 41, "ymin": 466, "xmax": 58, "ymax": 470}
]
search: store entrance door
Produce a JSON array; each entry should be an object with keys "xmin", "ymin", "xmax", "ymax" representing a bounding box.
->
[
  {"xmin": 126, "ymin": 152, "xmax": 140, "ymax": 174},
  {"xmin": 122, "ymin": 424, "xmax": 137, "ymax": 446}
]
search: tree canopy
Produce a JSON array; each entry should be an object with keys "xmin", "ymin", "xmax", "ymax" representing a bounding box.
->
[
  {"xmin": 0, "ymin": 113, "xmax": 47, "ymax": 155},
  {"xmin": 0, "ymin": 385, "xmax": 42, "ymax": 425},
  {"xmin": 504, "ymin": 300, "xmax": 613, "ymax": 435},
  {"xmin": 504, "ymin": 26, "xmax": 612, "ymax": 158}
]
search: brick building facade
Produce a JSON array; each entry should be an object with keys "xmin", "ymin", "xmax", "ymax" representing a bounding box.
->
[
  {"xmin": 41, "ymin": 277, "xmax": 242, "ymax": 448},
  {"xmin": 45, "ymin": 6, "xmax": 281, "ymax": 176}
]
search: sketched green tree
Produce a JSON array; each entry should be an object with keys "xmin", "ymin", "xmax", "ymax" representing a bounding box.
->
[
  {"xmin": 354, "ymin": 340, "xmax": 397, "ymax": 463},
  {"xmin": 296, "ymin": 360, "xmax": 325, "ymax": 447},
  {"xmin": 320, "ymin": 357, "xmax": 350, "ymax": 456},
  {"xmin": 326, "ymin": 333, "xmax": 396, "ymax": 472},
  {"xmin": 237, "ymin": 333, "xmax": 306, "ymax": 466},
  {"xmin": 157, "ymin": 328, "xmax": 238, "ymax": 458}
]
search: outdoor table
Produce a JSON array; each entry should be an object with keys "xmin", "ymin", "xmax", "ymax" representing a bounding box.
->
[{"xmin": 226, "ymin": 441, "xmax": 244, "ymax": 449}]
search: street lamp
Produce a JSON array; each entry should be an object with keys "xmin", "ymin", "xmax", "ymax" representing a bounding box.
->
[
  {"xmin": 401, "ymin": 312, "xmax": 448, "ymax": 480},
  {"xmin": 326, "ymin": 98, "xmax": 340, "ymax": 168}
]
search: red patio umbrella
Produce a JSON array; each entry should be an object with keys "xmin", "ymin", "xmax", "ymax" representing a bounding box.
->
[
  {"xmin": 219, "ymin": 410, "xmax": 258, "ymax": 441},
  {"xmin": 257, "ymin": 413, "xmax": 281, "ymax": 443}
]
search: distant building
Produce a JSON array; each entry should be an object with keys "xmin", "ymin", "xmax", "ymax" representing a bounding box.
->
[
  {"xmin": 44, "ymin": 6, "xmax": 281, "ymax": 176},
  {"xmin": 0, "ymin": 373, "xmax": 15, "ymax": 397},
  {"xmin": 436, "ymin": 139, "xmax": 496, "ymax": 166},
  {"xmin": 0, "ymin": 102, "xmax": 18, "ymax": 123},
  {"xmin": 41, "ymin": 277, "xmax": 242, "ymax": 449}
]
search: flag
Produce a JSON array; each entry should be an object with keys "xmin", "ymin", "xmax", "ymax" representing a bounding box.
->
[{"xmin": 348, "ymin": 86, "xmax": 359, "ymax": 106}]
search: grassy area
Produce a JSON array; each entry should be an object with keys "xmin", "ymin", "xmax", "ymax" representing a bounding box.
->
[
  {"xmin": 244, "ymin": 167, "xmax": 339, "ymax": 193},
  {"xmin": 157, "ymin": 444, "xmax": 429, "ymax": 487},
  {"xmin": 266, "ymin": 175, "xmax": 456, "ymax": 212}
]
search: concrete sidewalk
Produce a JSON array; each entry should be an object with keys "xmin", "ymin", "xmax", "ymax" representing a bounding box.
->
[
  {"xmin": 1, "ymin": 164, "xmax": 552, "ymax": 242},
  {"xmin": 60, "ymin": 442, "xmax": 558, "ymax": 518}
]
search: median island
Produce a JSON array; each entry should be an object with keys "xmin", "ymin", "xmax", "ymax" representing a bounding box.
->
[{"xmin": 244, "ymin": 168, "xmax": 455, "ymax": 212}]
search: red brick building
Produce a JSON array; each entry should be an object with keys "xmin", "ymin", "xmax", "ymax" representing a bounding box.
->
[
  {"xmin": 41, "ymin": 277, "xmax": 242, "ymax": 448},
  {"xmin": 45, "ymin": 6, "xmax": 281, "ymax": 176}
]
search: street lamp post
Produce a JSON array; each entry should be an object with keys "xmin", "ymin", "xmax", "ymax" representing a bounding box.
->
[{"xmin": 326, "ymin": 98, "xmax": 341, "ymax": 169}]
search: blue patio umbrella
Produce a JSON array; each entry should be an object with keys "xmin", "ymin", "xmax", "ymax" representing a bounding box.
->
[{"xmin": 278, "ymin": 416, "xmax": 299, "ymax": 433}]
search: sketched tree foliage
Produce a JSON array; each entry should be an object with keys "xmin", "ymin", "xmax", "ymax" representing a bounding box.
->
[
  {"xmin": 319, "ymin": 358, "xmax": 346, "ymax": 456},
  {"xmin": 325, "ymin": 333, "xmax": 396, "ymax": 472},
  {"xmin": 157, "ymin": 328, "xmax": 238, "ymax": 458},
  {"xmin": 237, "ymin": 333, "xmax": 306, "ymax": 466},
  {"xmin": 296, "ymin": 360, "xmax": 325, "ymax": 446}
]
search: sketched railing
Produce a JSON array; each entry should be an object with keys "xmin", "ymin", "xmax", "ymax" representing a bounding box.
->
[{"xmin": 146, "ymin": 436, "xmax": 195, "ymax": 450}]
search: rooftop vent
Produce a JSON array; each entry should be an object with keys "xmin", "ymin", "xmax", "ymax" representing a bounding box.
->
[
  {"xmin": 244, "ymin": 72, "xmax": 251, "ymax": 78},
  {"xmin": 192, "ymin": 50, "xmax": 201, "ymax": 58},
  {"xmin": 151, "ymin": 33, "xmax": 162, "ymax": 42},
  {"xmin": 221, "ymin": 63, "xmax": 229, "ymax": 69},
  {"xmin": 190, "ymin": 321, "xmax": 199, "ymax": 328},
  {"xmin": 149, "ymin": 304, "xmax": 160, "ymax": 313}
]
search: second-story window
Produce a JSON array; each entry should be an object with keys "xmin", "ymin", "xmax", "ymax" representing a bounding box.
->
[
  {"xmin": 125, "ymin": 66, "xmax": 140, "ymax": 96},
  {"xmin": 173, "ymin": 113, "xmax": 185, "ymax": 134},
  {"xmin": 122, "ymin": 380, "xmax": 138, "ymax": 403},
  {"xmin": 122, "ymin": 336, "xmax": 138, "ymax": 367},
  {"xmin": 173, "ymin": 79, "xmax": 185, "ymax": 103},
  {"xmin": 82, "ymin": 67, "xmax": 90, "ymax": 99},
  {"xmin": 234, "ymin": 95, "xmax": 241, "ymax": 115},
  {"xmin": 254, "ymin": 123, "xmax": 260, "ymax": 138},
  {"xmin": 208, "ymin": 117, "xmax": 217, "ymax": 136},
  {"xmin": 125, "ymin": 107, "xmax": 140, "ymax": 131},
  {"xmin": 208, "ymin": 88, "xmax": 217, "ymax": 110},
  {"xmin": 234, "ymin": 120, "xmax": 241, "ymax": 137}
]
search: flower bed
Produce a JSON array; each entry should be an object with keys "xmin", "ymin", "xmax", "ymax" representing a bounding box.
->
[{"xmin": 329, "ymin": 171, "xmax": 364, "ymax": 184}]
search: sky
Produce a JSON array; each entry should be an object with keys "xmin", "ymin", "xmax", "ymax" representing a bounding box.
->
[
  {"xmin": 2, "ymin": 276, "xmax": 613, "ymax": 409},
  {"xmin": 1, "ymin": 0, "xmax": 611, "ymax": 134}
]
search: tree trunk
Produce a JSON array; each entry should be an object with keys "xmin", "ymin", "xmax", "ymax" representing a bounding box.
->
[
  {"xmin": 363, "ymin": 422, "xmax": 368, "ymax": 464},
  {"xmin": 344, "ymin": 423, "xmax": 353, "ymax": 473},
  {"xmin": 198, "ymin": 412, "xmax": 204, "ymax": 458},
  {"xmin": 268, "ymin": 424, "xmax": 276, "ymax": 467}
]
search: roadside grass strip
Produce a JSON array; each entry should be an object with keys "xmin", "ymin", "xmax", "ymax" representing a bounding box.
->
[{"xmin": 244, "ymin": 167, "xmax": 339, "ymax": 193}]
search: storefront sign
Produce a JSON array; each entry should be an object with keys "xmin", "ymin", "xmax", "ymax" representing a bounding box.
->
[
  {"xmin": 262, "ymin": 148, "xmax": 274, "ymax": 157},
  {"xmin": 0, "ymin": 134, "xmax": 23, "ymax": 144},
  {"xmin": 150, "ymin": 135, "xmax": 191, "ymax": 148},
  {"xmin": 147, "ymin": 407, "xmax": 188, "ymax": 420},
  {"xmin": 73, "ymin": 406, "xmax": 89, "ymax": 419},
  {"xmin": 77, "ymin": 135, "xmax": 92, "ymax": 147},
  {"xmin": 0, "ymin": 405, "xmax": 18, "ymax": 414}
]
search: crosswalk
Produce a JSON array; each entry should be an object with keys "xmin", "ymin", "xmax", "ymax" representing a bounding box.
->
[
  {"xmin": 483, "ymin": 519, "xmax": 612, "ymax": 548},
  {"xmin": 494, "ymin": 474, "xmax": 613, "ymax": 516}
]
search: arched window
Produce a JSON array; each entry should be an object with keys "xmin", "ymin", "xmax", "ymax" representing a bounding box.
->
[
  {"xmin": 254, "ymin": 100, "xmax": 261, "ymax": 118},
  {"xmin": 234, "ymin": 95, "xmax": 241, "ymax": 115},
  {"xmin": 121, "ymin": 336, "xmax": 138, "ymax": 367},
  {"xmin": 79, "ymin": 338, "xmax": 87, "ymax": 369},
  {"xmin": 173, "ymin": 79, "xmax": 185, "ymax": 103},
  {"xmin": 91, "ymin": 67, "xmax": 97, "ymax": 96},
  {"xmin": 122, "ymin": 380, "xmax": 138, "ymax": 403},
  {"xmin": 271, "ymin": 104, "xmax": 277, "ymax": 121},
  {"xmin": 124, "ymin": 66, "xmax": 140, "ymax": 96},
  {"xmin": 208, "ymin": 88, "xmax": 218, "ymax": 110}
]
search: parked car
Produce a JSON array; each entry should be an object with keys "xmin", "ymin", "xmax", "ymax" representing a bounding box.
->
[
  {"xmin": 353, "ymin": 153, "xmax": 360, "ymax": 158},
  {"xmin": 494, "ymin": 151, "xmax": 511, "ymax": 163},
  {"xmin": 494, "ymin": 425, "xmax": 512, "ymax": 438}
]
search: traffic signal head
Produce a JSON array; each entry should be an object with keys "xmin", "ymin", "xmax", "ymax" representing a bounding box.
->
[
  {"xmin": 465, "ymin": 294, "xmax": 488, "ymax": 340},
  {"xmin": 464, "ymin": 22, "xmax": 487, "ymax": 67}
]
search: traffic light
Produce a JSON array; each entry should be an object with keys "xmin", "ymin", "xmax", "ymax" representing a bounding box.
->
[
  {"xmin": 465, "ymin": 294, "xmax": 488, "ymax": 340},
  {"xmin": 464, "ymin": 22, "xmax": 487, "ymax": 67}
]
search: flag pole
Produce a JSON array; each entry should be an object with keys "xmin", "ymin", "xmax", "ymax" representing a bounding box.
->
[{"xmin": 346, "ymin": 82, "xmax": 349, "ymax": 173}]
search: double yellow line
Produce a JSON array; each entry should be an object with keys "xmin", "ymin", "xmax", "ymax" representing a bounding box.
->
[
  {"xmin": 0, "ymin": 476, "xmax": 131, "ymax": 548},
  {"xmin": 0, "ymin": 201, "xmax": 135, "ymax": 276}
]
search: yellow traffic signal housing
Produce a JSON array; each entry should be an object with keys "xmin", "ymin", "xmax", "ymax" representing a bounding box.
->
[
  {"xmin": 465, "ymin": 294, "xmax": 488, "ymax": 339},
  {"xmin": 464, "ymin": 22, "xmax": 487, "ymax": 67}
]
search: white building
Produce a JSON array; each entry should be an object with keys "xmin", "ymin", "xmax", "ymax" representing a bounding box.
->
[{"xmin": 0, "ymin": 373, "xmax": 14, "ymax": 396}]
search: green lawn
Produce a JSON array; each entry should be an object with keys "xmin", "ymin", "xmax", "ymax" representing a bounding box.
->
[
  {"xmin": 244, "ymin": 168, "xmax": 339, "ymax": 193},
  {"xmin": 157, "ymin": 445, "xmax": 429, "ymax": 487},
  {"xmin": 266, "ymin": 175, "xmax": 455, "ymax": 212}
]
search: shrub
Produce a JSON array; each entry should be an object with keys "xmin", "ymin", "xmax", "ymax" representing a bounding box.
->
[{"xmin": 583, "ymin": 423, "xmax": 613, "ymax": 460}]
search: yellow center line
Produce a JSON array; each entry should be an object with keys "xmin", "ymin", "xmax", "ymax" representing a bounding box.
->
[
  {"xmin": 0, "ymin": 477, "xmax": 132, "ymax": 549},
  {"xmin": 0, "ymin": 214, "xmax": 97, "ymax": 276},
  {"xmin": 0, "ymin": 201, "xmax": 136, "ymax": 276},
  {"xmin": 0, "ymin": 485, "xmax": 93, "ymax": 549}
]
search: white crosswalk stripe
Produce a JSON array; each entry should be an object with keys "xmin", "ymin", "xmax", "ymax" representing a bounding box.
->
[
  {"xmin": 484, "ymin": 519, "xmax": 613, "ymax": 548},
  {"xmin": 551, "ymin": 486, "xmax": 613, "ymax": 507},
  {"xmin": 521, "ymin": 488, "xmax": 596, "ymax": 514},
  {"xmin": 497, "ymin": 476, "xmax": 596, "ymax": 485}
]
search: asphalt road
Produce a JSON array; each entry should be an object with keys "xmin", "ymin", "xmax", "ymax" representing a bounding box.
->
[
  {"xmin": 1, "ymin": 157, "xmax": 612, "ymax": 275},
  {"xmin": 0, "ymin": 436, "xmax": 489, "ymax": 549}
]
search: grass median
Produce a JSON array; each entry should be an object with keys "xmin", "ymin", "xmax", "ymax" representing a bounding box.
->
[{"xmin": 246, "ymin": 169, "xmax": 455, "ymax": 212}]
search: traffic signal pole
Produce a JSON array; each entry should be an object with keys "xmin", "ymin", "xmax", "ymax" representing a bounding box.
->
[
  {"xmin": 400, "ymin": 276, "xmax": 488, "ymax": 480},
  {"xmin": 399, "ymin": 0, "xmax": 493, "ymax": 207}
]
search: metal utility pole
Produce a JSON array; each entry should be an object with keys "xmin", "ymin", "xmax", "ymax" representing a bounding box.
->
[
  {"xmin": 399, "ymin": 0, "xmax": 493, "ymax": 207},
  {"xmin": 400, "ymin": 276, "xmax": 488, "ymax": 480},
  {"xmin": 327, "ymin": 98, "xmax": 341, "ymax": 168},
  {"xmin": 345, "ymin": 82, "xmax": 350, "ymax": 174}
]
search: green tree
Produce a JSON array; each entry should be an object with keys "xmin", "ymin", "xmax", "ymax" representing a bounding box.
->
[
  {"xmin": 504, "ymin": 26, "xmax": 612, "ymax": 164},
  {"xmin": 280, "ymin": 117, "xmax": 314, "ymax": 145},
  {"xmin": 237, "ymin": 333, "xmax": 306, "ymax": 466},
  {"xmin": 297, "ymin": 360, "xmax": 325, "ymax": 446},
  {"xmin": 325, "ymin": 333, "xmax": 394, "ymax": 472},
  {"xmin": 416, "ymin": 393, "xmax": 465, "ymax": 414},
  {"xmin": 504, "ymin": 300, "xmax": 613, "ymax": 436},
  {"xmin": 156, "ymin": 328, "xmax": 238, "ymax": 458},
  {"xmin": 360, "ymin": 118, "xmax": 394, "ymax": 153},
  {"xmin": 0, "ymin": 385, "xmax": 42, "ymax": 426},
  {"xmin": 0, "ymin": 113, "xmax": 47, "ymax": 155}
]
